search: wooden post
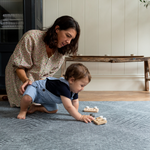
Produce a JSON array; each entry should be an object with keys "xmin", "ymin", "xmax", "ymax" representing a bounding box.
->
[{"xmin": 144, "ymin": 61, "xmax": 149, "ymax": 91}]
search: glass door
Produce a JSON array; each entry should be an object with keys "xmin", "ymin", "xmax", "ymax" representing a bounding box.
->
[
  {"xmin": 0, "ymin": 0, "xmax": 24, "ymax": 93},
  {"xmin": 0, "ymin": 0, "xmax": 43, "ymax": 93},
  {"xmin": 0, "ymin": 0, "xmax": 23, "ymax": 44}
]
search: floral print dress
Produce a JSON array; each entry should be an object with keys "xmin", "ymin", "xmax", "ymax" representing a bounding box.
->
[{"xmin": 5, "ymin": 30, "xmax": 65, "ymax": 107}]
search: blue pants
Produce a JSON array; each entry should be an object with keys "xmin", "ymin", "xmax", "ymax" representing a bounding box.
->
[{"xmin": 23, "ymin": 80, "xmax": 59, "ymax": 111}]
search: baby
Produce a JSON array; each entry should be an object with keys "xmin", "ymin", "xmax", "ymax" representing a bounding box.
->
[{"xmin": 17, "ymin": 63, "xmax": 94, "ymax": 123}]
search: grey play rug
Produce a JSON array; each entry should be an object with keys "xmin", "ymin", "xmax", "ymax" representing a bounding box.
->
[{"xmin": 0, "ymin": 101, "xmax": 150, "ymax": 150}]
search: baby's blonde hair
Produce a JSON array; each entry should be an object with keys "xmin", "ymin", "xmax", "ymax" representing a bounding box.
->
[{"xmin": 64, "ymin": 63, "xmax": 91, "ymax": 82}]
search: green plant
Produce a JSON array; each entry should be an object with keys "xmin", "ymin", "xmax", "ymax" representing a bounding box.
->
[{"xmin": 140, "ymin": 0, "xmax": 150, "ymax": 8}]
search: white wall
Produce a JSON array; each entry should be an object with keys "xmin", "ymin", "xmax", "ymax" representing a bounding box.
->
[{"xmin": 43, "ymin": 0, "xmax": 150, "ymax": 91}]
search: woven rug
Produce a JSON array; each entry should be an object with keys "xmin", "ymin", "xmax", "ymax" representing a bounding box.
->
[{"xmin": 0, "ymin": 101, "xmax": 150, "ymax": 150}]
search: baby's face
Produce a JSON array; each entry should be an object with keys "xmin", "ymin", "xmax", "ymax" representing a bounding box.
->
[{"xmin": 69, "ymin": 76, "xmax": 89, "ymax": 93}]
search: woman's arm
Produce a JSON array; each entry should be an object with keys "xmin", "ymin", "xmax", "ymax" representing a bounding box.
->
[
  {"xmin": 16, "ymin": 68, "xmax": 29, "ymax": 83},
  {"xmin": 16, "ymin": 68, "xmax": 32, "ymax": 94},
  {"xmin": 61, "ymin": 96, "xmax": 93, "ymax": 123}
]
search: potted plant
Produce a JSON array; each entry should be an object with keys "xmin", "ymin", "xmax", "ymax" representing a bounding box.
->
[{"xmin": 140, "ymin": 0, "xmax": 150, "ymax": 8}]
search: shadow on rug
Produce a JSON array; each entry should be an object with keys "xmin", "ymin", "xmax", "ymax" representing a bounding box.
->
[{"xmin": 0, "ymin": 101, "xmax": 150, "ymax": 150}]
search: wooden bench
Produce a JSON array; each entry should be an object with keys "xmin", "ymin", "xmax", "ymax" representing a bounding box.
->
[{"xmin": 61, "ymin": 56, "xmax": 150, "ymax": 91}]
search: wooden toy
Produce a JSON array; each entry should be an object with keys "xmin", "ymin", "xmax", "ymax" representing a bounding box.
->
[
  {"xmin": 93, "ymin": 116, "xmax": 107, "ymax": 125},
  {"xmin": 83, "ymin": 106, "xmax": 99, "ymax": 113}
]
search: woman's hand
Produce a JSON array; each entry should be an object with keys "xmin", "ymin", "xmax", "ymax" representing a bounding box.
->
[
  {"xmin": 19, "ymin": 79, "xmax": 32, "ymax": 95},
  {"xmin": 16, "ymin": 68, "xmax": 32, "ymax": 94},
  {"xmin": 80, "ymin": 115, "xmax": 94, "ymax": 123}
]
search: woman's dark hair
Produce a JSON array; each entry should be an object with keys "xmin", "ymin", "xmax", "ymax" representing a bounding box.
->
[
  {"xmin": 43, "ymin": 15, "xmax": 80, "ymax": 55},
  {"xmin": 64, "ymin": 63, "xmax": 91, "ymax": 82}
]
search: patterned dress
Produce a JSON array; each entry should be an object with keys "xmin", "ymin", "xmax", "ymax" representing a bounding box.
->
[{"xmin": 5, "ymin": 30, "xmax": 65, "ymax": 107}]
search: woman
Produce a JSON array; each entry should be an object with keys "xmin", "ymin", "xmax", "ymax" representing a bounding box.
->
[{"xmin": 5, "ymin": 15, "xmax": 80, "ymax": 107}]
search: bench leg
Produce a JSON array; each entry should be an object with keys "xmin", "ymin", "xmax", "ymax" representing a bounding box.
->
[{"xmin": 144, "ymin": 61, "xmax": 149, "ymax": 91}]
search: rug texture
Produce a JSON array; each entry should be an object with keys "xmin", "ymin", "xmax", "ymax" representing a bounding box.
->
[{"xmin": 0, "ymin": 101, "xmax": 150, "ymax": 150}]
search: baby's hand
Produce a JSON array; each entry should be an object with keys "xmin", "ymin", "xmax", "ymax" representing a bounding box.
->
[{"xmin": 80, "ymin": 115, "xmax": 94, "ymax": 123}]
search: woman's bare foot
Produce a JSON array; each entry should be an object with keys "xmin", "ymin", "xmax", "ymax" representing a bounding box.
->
[{"xmin": 17, "ymin": 111, "xmax": 27, "ymax": 119}]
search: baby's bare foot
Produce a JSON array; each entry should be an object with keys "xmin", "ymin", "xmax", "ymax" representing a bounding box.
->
[
  {"xmin": 17, "ymin": 111, "xmax": 27, "ymax": 119},
  {"xmin": 27, "ymin": 104, "xmax": 36, "ymax": 114}
]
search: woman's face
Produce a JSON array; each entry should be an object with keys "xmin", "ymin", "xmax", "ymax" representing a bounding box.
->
[{"xmin": 55, "ymin": 26, "xmax": 77, "ymax": 48}]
